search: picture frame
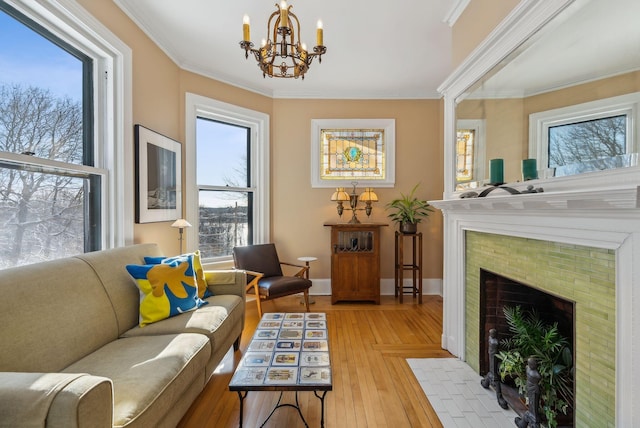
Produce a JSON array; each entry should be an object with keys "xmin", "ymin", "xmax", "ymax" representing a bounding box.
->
[
  {"xmin": 311, "ymin": 118, "xmax": 395, "ymax": 188},
  {"xmin": 135, "ymin": 124, "xmax": 182, "ymax": 223}
]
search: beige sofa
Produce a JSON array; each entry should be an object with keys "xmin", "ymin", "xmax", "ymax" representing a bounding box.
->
[{"xmin": 0, "ymin": 243, "xmax": 246, "ymax": 428}]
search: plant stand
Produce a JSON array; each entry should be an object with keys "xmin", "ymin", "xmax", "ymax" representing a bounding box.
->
[{"xmin": 394, "ymin": 231, "xmax": 422, "ymax": 303}]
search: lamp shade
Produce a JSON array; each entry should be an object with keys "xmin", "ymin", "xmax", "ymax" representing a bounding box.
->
[
  {"xmin": 359, "ymin": 188, "xmax": 378, "ymax": 202},
  {"xmin": 330, "ymin": 188, "xmax": 350, "ymax": 201},
  {"xmin": 171, "ymin": 219, "xmax": 192, "ymax": 228}
]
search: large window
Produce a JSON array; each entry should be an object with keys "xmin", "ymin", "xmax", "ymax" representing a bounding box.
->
[
  {"xmin": 0, "ymin": 1, "xmax": 132, "ymax": 268},
  {"xmin": 185, "ymin": 94, "xmax": 269, "ymax": 263},
  {"xmin": 196, "ymin": 119, "xmax": 252, "ymax": 258},
  {"xmin": 530, "ymin": 92, "xmax": 640, "ymax": 177}
]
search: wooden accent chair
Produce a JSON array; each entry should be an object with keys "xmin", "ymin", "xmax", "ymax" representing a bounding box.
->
[{"xmin": 232, "ymin": 243, "xmax": 312, "ymax": 318}]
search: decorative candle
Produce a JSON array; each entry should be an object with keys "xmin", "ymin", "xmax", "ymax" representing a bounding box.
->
[
  {"xmin": 317, "ymin": 20, "xmax": 323, "ymax": 46},
  {"xmin": 280, "ymin": 1, "xmax": 289, "ymax": 27},
  {"xmin": 522, "ymin": 158, "xmax": 537, "ymax": 181},
  {"xmin": 489, "ymin": 158, "xmax": 504, "ymax": 185},
  {"xmin": 242, "ymin": 15, "xmax": 250, "ymax": 42}
]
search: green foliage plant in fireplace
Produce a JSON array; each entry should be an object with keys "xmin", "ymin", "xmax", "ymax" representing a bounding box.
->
[{"xmin": 497, "ymin": 305, "xmax": 574, "ymax": 428}]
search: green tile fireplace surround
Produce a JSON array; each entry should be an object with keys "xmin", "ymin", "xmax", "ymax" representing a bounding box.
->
[{"xmin": 465, "ymin": 231, "xmax": 615, "ymax": 427}]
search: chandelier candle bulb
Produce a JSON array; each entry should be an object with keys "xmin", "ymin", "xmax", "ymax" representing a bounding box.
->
[
  {"xmin": 280, "ymin": 1, "xmax": 289, "ymax": 27},
  {"xmin": 242, "ymin": 15, "xmax": 250, "ymax": 42},
  {"xmin": 317, "ymin": 20, "xmax": 323, "ymax": 45}
]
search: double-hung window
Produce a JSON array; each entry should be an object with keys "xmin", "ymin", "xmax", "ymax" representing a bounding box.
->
[
  {"xmin": 0, "ymin": 1, "xmax": 132, "ymax": 268},
  {"xmin": 185, "ymin": 94, "xmax": 269, "ymax": 263}
]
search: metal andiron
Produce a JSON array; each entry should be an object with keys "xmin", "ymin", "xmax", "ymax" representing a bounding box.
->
[
  {"xmin": 515, "ymin": 357, "xmax": 541, "ymax": 428},
  {"xmin": 481, "ymin": 328, "xmax": 508, "ymax": 409}
]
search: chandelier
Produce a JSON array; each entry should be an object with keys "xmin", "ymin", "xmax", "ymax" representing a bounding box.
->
[{"xmin": 240, "ymin": 1, "xmax": 326, "ymax": 79}]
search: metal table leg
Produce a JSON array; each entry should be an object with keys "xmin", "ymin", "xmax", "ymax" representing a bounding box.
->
[
  {"xmin": 236, "ymin": 391, "xmax": 248, "ymax": 428},
  {"xmin": 259, "ymin": 391, "xmax": 309, "ymax": 428},
  {"xmin": 314, "ymin": 390, "xmax": 329, "ymax": 428}
]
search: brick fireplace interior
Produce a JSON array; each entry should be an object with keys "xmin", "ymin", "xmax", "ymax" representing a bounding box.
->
[{"xmin": 479, "ymin": 269, "xmax": 575, "ymax": 371}]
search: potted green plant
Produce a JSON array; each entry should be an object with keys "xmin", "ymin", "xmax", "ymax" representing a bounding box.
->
[
  {"xmin": 385, "ymin": 183, "xmax": 433, "ymax": 233},
  {"xmin": 497, "ymin": 305, "xmax": 574, "ymax": 428}
]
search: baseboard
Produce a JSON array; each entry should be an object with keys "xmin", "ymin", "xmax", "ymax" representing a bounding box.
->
[{"xmin": 308, "ymin": 278, "xmax": 443, "ymax": 296}]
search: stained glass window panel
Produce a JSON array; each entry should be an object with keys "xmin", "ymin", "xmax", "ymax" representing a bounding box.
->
[{"xmin": 319, "ymin": 128, "xmax": 385, "ymax": 180}]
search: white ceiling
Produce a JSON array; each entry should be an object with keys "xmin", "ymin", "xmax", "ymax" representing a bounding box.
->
[{"xmin": 113, "ymin": 0, "xmax": 455, "ymax": 99}]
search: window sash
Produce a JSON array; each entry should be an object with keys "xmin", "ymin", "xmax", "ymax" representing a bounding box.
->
[
  {"xmin": 0, "ymin": 0, "xmax": 134, "ymax": 264},
  {"xmin": 185, "ymin": 93, "xmax": 270, "ymax": 264}
]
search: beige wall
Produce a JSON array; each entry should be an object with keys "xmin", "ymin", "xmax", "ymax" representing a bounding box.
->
[
  {"xmin": 452, "ymin": 0, "xmax": 519, "ymax": 68},
  {"xmin": 77, "ymin": 0, "xmax": 444, "ymax": 280},
  {"xmin": 457, "ymin": 98, "xmax": 526, "ymax": 184},
  {"xmin": 272, "ymin": 99, "xmax": 444, "ymax": 279}
]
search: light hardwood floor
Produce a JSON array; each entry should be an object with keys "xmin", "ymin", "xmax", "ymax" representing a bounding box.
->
[{"xmin": 178, "ymin": 295, "xmax": 452, "ymax": 428}]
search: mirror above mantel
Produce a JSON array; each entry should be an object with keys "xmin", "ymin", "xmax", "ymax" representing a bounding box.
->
[{"xmin": 439, "ymin": 0, "xmax": 640, "ymax": 200}]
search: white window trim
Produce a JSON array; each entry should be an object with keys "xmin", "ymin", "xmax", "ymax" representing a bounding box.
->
[
  {"xmin": 456, "ymin": 119, "xmax": 486, "ymax": 189},
  {"xmin": 2, "ymin": 0, "xmax": 134, "ymax": 248},
  {"xmin": 529, "ymin": 92, "xmax": 640, "ymax": 171},
  {"xmin": 185, "ymin": 93, "xmax": 270, "ymax": 264}
]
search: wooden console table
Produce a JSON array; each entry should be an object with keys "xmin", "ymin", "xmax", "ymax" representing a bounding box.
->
[{"xmin": 394, "ymin": 231, "xmax": 423, "ymax": 303}]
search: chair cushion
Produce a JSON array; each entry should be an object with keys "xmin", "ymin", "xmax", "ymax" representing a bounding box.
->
[
  {"xmin": 233, "ymin": 244, "xmax": 283, "ymax": 278},
  {"xmin": 256, "ymin": 276, "xmax": 312, "ymax": 298}
]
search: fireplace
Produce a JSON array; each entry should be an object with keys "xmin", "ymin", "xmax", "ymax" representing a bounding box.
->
[
  {"xmin": 431, "ymin": 185, "xmax": 640, "ymax": 426},
  {"xmin": 479, "ymin": 269, "xmax": 575, "ymax": 373},
  {"xmin": 479, "ymin": 269, "xmax": 575, "ymax": 424}
]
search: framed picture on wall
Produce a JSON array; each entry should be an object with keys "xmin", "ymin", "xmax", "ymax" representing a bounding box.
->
[
  {"xmin": 311, "ymin": 118, "xmax": 395, "ymax": 188},
  {"xmin": 135, "ymin": 124, "xmax": 182, "ymax": 223}
]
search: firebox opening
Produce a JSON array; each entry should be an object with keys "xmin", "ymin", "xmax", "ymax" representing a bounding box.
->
[{"xmin": 479, "ymin": 268, "xmax": 576, "ymax": 426}]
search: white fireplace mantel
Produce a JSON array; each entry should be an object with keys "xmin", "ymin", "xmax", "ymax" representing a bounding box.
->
[
  {"xmin": 433, "ymin": 186, "xmax": 640, "ymax": 212},
  {"xmin": 430, "ymin": 185, "xmax": 640, "ymax": 427}
]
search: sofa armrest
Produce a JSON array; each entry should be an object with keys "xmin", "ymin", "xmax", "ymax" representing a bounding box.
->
[
  {"xmin": 204, "ymin": 269, "xmax": 246, "ymax": 298},
  {"xmin": 0, "ymin": 372, "xmax": 113, "ymax": 428}
]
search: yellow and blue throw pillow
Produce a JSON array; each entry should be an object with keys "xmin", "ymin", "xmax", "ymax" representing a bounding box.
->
[
  {"xmin": 143, "ymin": 250, "xmax": 213, "ymax": 299},
  {"xmin": 126, "ymin": 253, "xmax": 208, "ymax": 327}
]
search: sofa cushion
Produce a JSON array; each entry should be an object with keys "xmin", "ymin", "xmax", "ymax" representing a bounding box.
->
[
  {"xmin": 121, "ymin": 294, "xmax": 243, "ymax": 351},
  {"xmin": 0, "ymin": 257, "xmax": 119, "ymax": 373},
  {"xmin": 126, "ymin": 255, "xmax": 208, "ymax": 327},
  {"xmin": 62, "ymin": 334, "xmax": 210, "ymax": 428},
  {"xmin": 75, "ymin": 243, "xmax": 163, "ymax": 335},
  {"xmin": 144, "ymin": 250, "xmax": 212, "ymax": 299}
]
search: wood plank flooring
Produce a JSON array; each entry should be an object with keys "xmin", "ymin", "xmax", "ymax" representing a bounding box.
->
[{"xmin": 178, "ymin": 295, "xmax": 453, "ymax": 428}]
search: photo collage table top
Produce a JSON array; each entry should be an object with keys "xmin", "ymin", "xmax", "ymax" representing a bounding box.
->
[{"xmin": 229, "ymin": 312, "xmax": 331, "ymax": 388}]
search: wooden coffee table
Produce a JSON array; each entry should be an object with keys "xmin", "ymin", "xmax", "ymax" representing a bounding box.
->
[{"xmin": 229, "ymin": 312, "xmax": 332, "ymax": 428}]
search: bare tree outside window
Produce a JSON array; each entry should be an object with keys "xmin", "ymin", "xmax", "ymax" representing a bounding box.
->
[
  {"xmin": 0, "ymin": 85, "xmax": 87, "ymax": 268},
  {"xmin": 548, "ymin": 115, "xmax": 626, "ymax": 169}
]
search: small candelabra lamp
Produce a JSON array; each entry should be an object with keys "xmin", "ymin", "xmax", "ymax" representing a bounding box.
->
[
  {"xmin": 171, "ymin": 218, "xmax": 192, "ymax": 254},
  {"xmin": 330, "ymin": 182, "xmax": 378, "ymax": 223}
]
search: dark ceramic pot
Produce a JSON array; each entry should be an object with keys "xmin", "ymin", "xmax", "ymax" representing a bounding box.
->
[{"xmin": 399, "ymin": 222, "xmax": 418, "ymax": 234}]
